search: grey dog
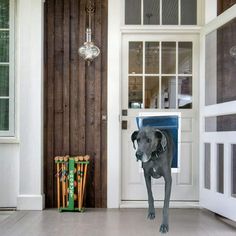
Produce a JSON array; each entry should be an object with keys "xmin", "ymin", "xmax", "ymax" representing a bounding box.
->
[{"xmin": 131, "ymin": 126, "xmax": 173, "ymax": 233}]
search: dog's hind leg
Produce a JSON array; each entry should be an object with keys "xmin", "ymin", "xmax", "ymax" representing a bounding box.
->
[
  {"xmin": 160, "ymin": 173, "xmax": 172, "ymax": 233},
  {"xmin": 144, "ymin": 173, "xmax": 155, "ymax": 220}
]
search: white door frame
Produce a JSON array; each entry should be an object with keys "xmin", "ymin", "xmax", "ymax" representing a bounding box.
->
[
  {"xmin": 107, "ymin": 0, "xmax": 204, "ymax": 208},
  {"xmin": 199, "ymin": 4, "xmax": 236, "ymax": 221}
]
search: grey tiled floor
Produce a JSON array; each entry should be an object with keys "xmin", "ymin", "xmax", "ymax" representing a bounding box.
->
[{"xmin": 0, "ymin": 209, "xmax": 235, "ymax": 236}]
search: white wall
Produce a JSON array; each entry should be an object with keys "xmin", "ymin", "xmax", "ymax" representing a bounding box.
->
[
  {"xmin": 205, "ymin": 0, "xmax": 217, "ymax": 24},
  {"xmin": 0, "ymin": 144, "xmax": 19, "ymax": 207},
  {"xmin": 0, "ymin": 0, "xmax": 44, "ymax": 210},
  {"xmin": 17, "ymin": 0, "xmax": 44, "ymax": 210},
  {"xmin": 107, "ymin": 0, "xmax": 122, "ymax": 208}
]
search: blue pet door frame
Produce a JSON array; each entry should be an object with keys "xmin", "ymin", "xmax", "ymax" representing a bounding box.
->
[{"xmin": 136, "ymin": 112, "xmax": 181, "ymax": 172}]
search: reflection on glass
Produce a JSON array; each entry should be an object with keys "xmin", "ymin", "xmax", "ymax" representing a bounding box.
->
[
  {"xmin": 205, "ymin": 18, "xmax": 236, "ymax": 105},
  {"xmin": 178, "ymin": 77, "xmax": 192, "ymax": 109},
  {"xmin": 232, "ymin": 145, "xmax": 236, "ymax": 198},
  {"xmin": 178, "ymin": 42, "xmax": 192, "ymax": 74},
  {"xmin": 129, "ymin": 76, "xmax": 143, "ymax": 108},
  {"xmin": 0, "ymin": 98, "xmax": 9, "ymax": 130},
  {"xmin": 0, "ymin": 0, "xmax": 9, "ymax": 28},
  {"xmin": 145, "ymin": 42, "xmax": 159, "ymax": 74},
  {"xmin": 0, "ymin": 31, "xmax": 9, "ymax": 62},
  {"xmin": 217, "ymin": 144, "xmax": 224, "ymax": 194},
  {"xmin": 0, "ymin": 65, "xmax": 9, "ymax": 96},
  {"xmin": 145, "ymin": 77, "xmax": 159, "ymax": 108},
  {"xmin": 205, "ymin": 114, "xmax": 236, "ymax": 132},
  {"xmin": 162, "ymin": 42, "xmax": 176, "ymax": 74},
  {"xmin": 125, "ymin": 0, "xmax": 141, "ymax": 24},
  {"xmin": 162, "ymin": 0, "xmax": 178, "ymax": 25},
  {"xmin": 143, "ymin": 0, "xmax": 160, "ymax": 25},
  {"xmin": 181, "ymin": 0, "xmax": 197, "ymax": 25},
  {"xmin": 161, "ymin": 76, "xmax": 176, "ymax": 109},
  {"xmin": 129, "ymin": 42, "xmax": 143, "ymax": 74},
  {"xmin": 205, "ymin": 143, "xmax": 211, "ymax": 189}
]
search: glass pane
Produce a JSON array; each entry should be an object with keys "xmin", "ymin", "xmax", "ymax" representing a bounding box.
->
[
  {"xmin": 0, "ymin": 0, "xmax": 9, "ymax": 28},
  {"xmin": 205, "ymin": 114, "xmax": 236, "ymax": 132},
  {"xmin": 145, "ymin": 76, "xmax": 159, "ymax": 108},
  {"xmin": 161, "ymin": 76, "xmax": 176, "ymax": 109},
  {"xmin": 178, "ymin": 76, "xmax": 192, "ymax": 109},
  {"xmin": 0, "ymin": 65, "xmax": 9, "ymax": 96},
  {"xmin": 0, "ymin": 98, "xmax": 9, "ymax": 130},
  {"xmin": 0, "ymin": 31, "xmax": 9, "ymax": 62},
  {"xmin": 232, "ymin": 144, "xmax": 236, "ymax": 198},
  {"xmin": 162, "ymin": 42, "xmax": 176, "ymax": 74},
  {"xmin": 129, "ymin": 76, "xmax": 143, "ymax": 108},
  {"xmin": 143, "ymin": 0, "xmax": 160, "ymax": 25},
  {"xmin": 129, "ymin": 42, "xmax": 143, "ymax": 74},
  {"xmin": 162, "ymin": 0, "xmax": 178, "ymax": 25},
  {"xmin": 145, "ymin": 42, "xmax": 159, "ymax": 74},
  {"xmin": 178, "ymin": 42, "xmax": 192, "ymax": 74},
  {"xmin": 181, "ymin": 0, "xmax": 197, "ymax": 25},
  {"xmin": 205, "ymin": 18, "xmax": 236, "ymax": 105},
  {"xmin": 204, "ymin": 143, "xmax": 211, "ymax": 189},
  {"xmin": 217, "ymin": 144, "xmax": 224, "ymax": 194},
  {"xmin": 125, "ymin": 0, "xmax": 141, "ymax": 24}
]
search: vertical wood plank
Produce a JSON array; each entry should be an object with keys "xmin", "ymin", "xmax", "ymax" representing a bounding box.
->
[
  {"xmin": 70, "ymin": 0, "xmax": 80, "ymax": 155},
  {"xmin": 78, "ymin": 0, "xmax": 86, "ymax": 155},
  {"xmin": 101, "ymin": 0, "xmax": 108, "ymax": 208},
  {"xmin": 44, "ymin": 0, "xmax": 55, "ymax": 208},
  {"xmin": 54, "ymin": 0, "xmax": 64, "ymax": 156},
  {"xmin": 63, "ymin": 0, "xmax": 70, "ymax": 155},
  {"xmin": 94, "ymin": 0, "xmax": 102, "ymax": 207}
]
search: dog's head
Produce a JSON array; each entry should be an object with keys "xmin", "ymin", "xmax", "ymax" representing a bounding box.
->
[{"xmin": 131, "ymin": 126, "xmax": 167, "ymax": 162}]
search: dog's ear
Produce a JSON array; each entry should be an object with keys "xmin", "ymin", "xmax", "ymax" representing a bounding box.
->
[
  {"xmin": 155, "ymin": 129, "xmax": 163, "ymax": 140},
  {"xmin": 155, "ymin": 129, "xmax": 167, "ymax": 153},
  {"xmin": 131, "ymin": 130, "xmax": 139, "ymax": 149}
]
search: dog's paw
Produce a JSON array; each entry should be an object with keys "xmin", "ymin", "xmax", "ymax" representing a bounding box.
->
[
  {"xmin": 159, "ymin": 224, "xmax": 169, "ymax": 234},
  {"xmin": 147, "ymin": 211, "xmax": 155, "ymax": 220}
]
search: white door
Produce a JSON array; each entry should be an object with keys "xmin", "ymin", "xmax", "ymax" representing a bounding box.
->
[
  {"xmin": 200, "ymin": 5, "xmax": 236, "ymax": 221},
  {"xmin": 121, "ymin": 33, "xmax": 199, "ymax": 206}
]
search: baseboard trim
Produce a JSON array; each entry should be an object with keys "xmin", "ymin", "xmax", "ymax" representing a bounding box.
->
[
  {"xmin": 120, "ymin": 201, "xmax": 200, "ymax": 208},
  {"xmin": 17, "ymin": 194, "xmax": 45, "ymax": 210}
]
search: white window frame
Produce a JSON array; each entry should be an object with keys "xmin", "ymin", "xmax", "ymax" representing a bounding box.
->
[{"xmin": 0, "ymin": 0, "xmax": 15, "ymax": 137}]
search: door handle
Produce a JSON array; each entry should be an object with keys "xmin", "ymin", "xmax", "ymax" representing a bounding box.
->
[
  {"xmin": 102, "ymin": 115, "xmax": 107, "ymax": 121},
  {"xmin": 122, "ymin": 120, "xmax": 128, "ymax": 130}
]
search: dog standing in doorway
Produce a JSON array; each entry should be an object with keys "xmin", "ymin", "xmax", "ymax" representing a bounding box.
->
[{"xmin": 131, "ymin": 126, "xmax": 174, "ymax": 233}]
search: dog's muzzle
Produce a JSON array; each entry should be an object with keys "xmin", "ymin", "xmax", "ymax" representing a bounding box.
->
[
  {"xmin": 136, "ymin": 150, "xmax": 151, "ymax": 163},
  {"xmin": 135, "ymin": 150, "xmax": 143, "ymax": 161}
]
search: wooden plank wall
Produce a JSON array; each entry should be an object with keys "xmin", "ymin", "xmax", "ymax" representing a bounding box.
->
[
  {"xmin": 44, "ymin": 0, "xmax": 107, "ymax": 208},
  {"xmin": 217, "ymin": 0, "xmax": 236, "ymax": 15}
]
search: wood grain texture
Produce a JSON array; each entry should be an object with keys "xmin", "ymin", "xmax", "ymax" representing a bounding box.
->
[
  {"xmin": 217, "ymin": 0, "xmax": 236, "ymax": 15},
  {"xmin": 44, "ymin": 0, "xmax": 107, "ymax": 208}
]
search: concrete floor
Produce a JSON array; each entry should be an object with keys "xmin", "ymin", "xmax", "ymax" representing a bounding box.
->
[{"xmin": 0, "ymin": 209, "xmax": 235, "ymax": 236}]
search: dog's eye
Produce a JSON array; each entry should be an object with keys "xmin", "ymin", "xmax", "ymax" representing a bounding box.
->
[
  {"xmin": 137, "ymin": 138, "xmax": 140, "ymax": 143},
  {"xmin": 147, "ymin": 138, "xmax": 151, "ymax": 143}
]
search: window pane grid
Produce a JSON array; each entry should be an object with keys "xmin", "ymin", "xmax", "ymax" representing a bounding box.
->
[
  {"xmin": 0, "ymin": 0, "xmax": 13, "ymax": 135},
  {"xmin": 128, "ymin": 40, "xmax": 193, "ymax": 109},
  {"xmin": 125, "ymin": 0, "xmax": 197, "ymax": 25},
  {"xmin": 0, "ymin": 0, "xmax": 9, "ymax": 29}
]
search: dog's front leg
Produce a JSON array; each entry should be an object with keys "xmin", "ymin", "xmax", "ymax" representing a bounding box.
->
[
  {"xmin": 144, "ymin": 172, "xmax": 155, "ymax": 220},
  {"xmin": 160, "ymin": 174, "xmax": 172, "ymax": 233}
]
